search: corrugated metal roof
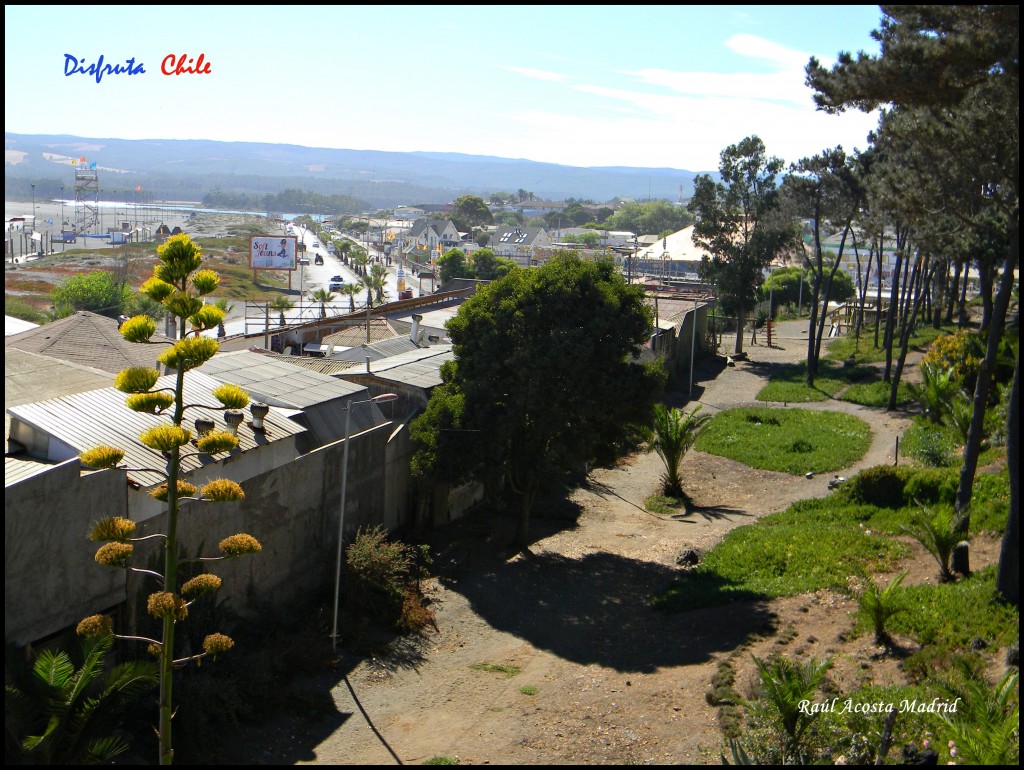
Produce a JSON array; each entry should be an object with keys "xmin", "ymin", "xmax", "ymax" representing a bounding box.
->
[
  {"xmin": 263, "ymin": 356, "xmax": 360, "ymax": 377},
  {"xmin": 330, "ymin": 336, "xmax": 421, "ymax": 363},
  {"xmin": 354, "ymin": 346, "xmax": 454, "ymax": 390},
  {"xmin": 6, "ymin": 370, "xmax": 306, "ymax": 489},
  {"xmin": 197, "ymin": 350, "xmax": 364, "ymax": 408},
  {"xmin": 5, "ymin": 455, "xmax": 57, "ymax": 487},
  {"xmin": 321, "ymin": 320, "xmax": 398, "ymax": 347}
]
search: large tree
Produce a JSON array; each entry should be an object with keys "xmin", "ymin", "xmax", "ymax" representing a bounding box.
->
[
  {"xmin": 411, "ymin": 255, "xmax": 665, "ymax": 548},
  {"xmin": 689, "ymin": 136, "xmax": 798, "ymax": 356},
  {"xmin": 807, "ymin": 4, "xmax": 1019, "ymax": 586},
  {"xmin": 453, "ymin": 195, "xmax": 494, "ymax": 231}
]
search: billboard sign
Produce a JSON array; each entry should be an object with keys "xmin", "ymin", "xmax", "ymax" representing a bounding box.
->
[{"xmin": 250, "ymin": 236, "xmax": 296, "ymax": 270}]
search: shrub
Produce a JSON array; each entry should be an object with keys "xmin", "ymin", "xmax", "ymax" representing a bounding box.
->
[
  {"xmin": 903, "ymin": 423, "xmax": 958, "ymax": 467},
  {"xmin": 857, "ymin": 572, "xmax": 907, "ymax": 644},
  {"xmin": 345, "ymin": 526, "xmax": 413, "ymax": 624},
  {"xmin": 842, "ymin": 466, "xmax": 911, "ymax": 508},
  {"xmin": 900, "ymin": 503, "xmax": 968, "ymax": 582}
]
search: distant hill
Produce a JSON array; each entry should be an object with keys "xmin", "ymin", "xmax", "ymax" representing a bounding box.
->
[{"xmin": 5, "ymin": 133, "xmax": 708, "ymax": 209}]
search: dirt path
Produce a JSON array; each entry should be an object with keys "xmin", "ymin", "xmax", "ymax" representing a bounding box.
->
[{"xmin": 226, "ymin": 322, "xmax": 998, "ymax": 766}]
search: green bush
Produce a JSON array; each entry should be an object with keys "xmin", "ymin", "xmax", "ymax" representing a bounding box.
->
[
  {"xmin": 344, "ymin": 526, "xmax": 413, "ymax": 624},
  {"xmin": 842, "ymin": 466, "xmax": 911, "ymax": 508},
  {"xmin": 903, "ymin": 422, "xmax": 959, "ymax": 467}
]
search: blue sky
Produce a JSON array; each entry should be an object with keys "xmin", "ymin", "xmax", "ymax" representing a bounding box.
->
[{"xmin": 5, "ymin": 5, "xmax": 883, "ymax": 172}]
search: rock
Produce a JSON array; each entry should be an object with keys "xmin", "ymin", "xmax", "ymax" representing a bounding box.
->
[
  {"xmin": 805, "ymin": 471, "xmax": 814, "ymax": 479},
  {"xmin": 676, "ymin": 548, "xmax": 701, "ymax": 567}
]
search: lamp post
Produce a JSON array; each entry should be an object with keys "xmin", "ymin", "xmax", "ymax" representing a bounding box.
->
[
  {"xmin": 331, "ymin": 392, "xmax": 399, "ymax": 652},
  {"xmin": 60, "ymin": 186, "xmax": 65, "ymax": 252}
]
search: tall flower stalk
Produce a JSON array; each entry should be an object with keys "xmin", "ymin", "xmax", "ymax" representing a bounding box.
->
[{"xmin": 77, "ymin": 234, "xmax": 260, "ymax": 765}]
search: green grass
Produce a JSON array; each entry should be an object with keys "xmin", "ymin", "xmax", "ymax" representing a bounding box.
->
[
  {"xmin": 886, "ymin": 567, "xmax": 1019, "ymax": 649},
  {"xmin": 840, "ymin": 380, "xmax": 913, "ymax": 407},
  {"xmin": 695, "ymin": 408, "xmax": 872, "ymax": 475},
  {"xmin": 469, "ymin": 662, "xmax": 521, "ymax": 678},
  {"xmin": 644, "ymin": 494, "xmax": 687, "ymax": 514},
  {"xmin": 902, "ymin": 421, "xmax": 961, "ymax": 468},
  {"xmin": 653, "ymin": 465, "xmax": 1010, "ymax": 620},
  {"xmin": 4, "ymin": 295, "xmax": 50, "ymax": 324},
  {"xmin": 519, "ymin": 685, "xmax": 538, "ymax": 696},
  {"xmin": 424, "ymin": 756, "xmax": 460, "ymax": 765},
  {"xmin": 825, "ymin": 323, "xmax": 957, "ymax": 363},
  {"xmin": 754, "ymin": 363, "xmax": 848, "ymax": 402}
]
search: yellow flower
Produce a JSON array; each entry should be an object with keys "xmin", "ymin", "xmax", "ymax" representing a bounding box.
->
[
  {"xmin": 200, "ymin": 479, "xmax": 245, "ymax": 501},
  {"xmin": 181, "ymin": 573, "xmax": 222, "ymax": 596},
  {"xmin": 140, "ymin": 424, "xmax": 192, "ymax": 452},
  {"xmin": 190, "ymin": 269, "xmax": 219, "ymax": 295},
  {"xmin": 150, "ymin": 480, "xmax": 199, "ymax": 501},
  {"xmin": 147, "ymin": 591, "xmax": 188, "ymax": 621},
  {"xmin": 196, "ymin": 431, "xmax": 239, "ymax": 454},
  {"xmin": 95, "ymin": 542, "xmax": 134, "ymax": 568},
  {"xmin": 77, "ymin": 614, "xmax": 113, "ymax": 637},
  {"xmin": 156, "ymin": 234, "xmax": 203, "ymax": 278},
  {"xmin": 147, "ymin": 642, "xmax": 163, "ymax": 658},
  {"xmin": 89, "ymin": 516, "xmax": 137, "ymax": 542},
  {"xmin": 119, "ymin": 314, "xmax": 159, "ymax": 342},
  {"xmin": 189, "ymin": 304, "xmax": 224, "ymax": 332},
  {"xmin": 126, "ymin": 392, "xmax": 175, "ymax": 414},
  {"xmin": 219, "ymin": 533, "xmax": 262, "ymax": 556},
  {"xmin": 212, "ymin": 383, "xmax": 250, "ymax": 409},
  {"xmin": 79, "ymin": 446, "xmax": 125, "ymax": 469},
  {"xmin": 114, "ymin": 367, "xmax": 161, "ymax": 393},
  {"xmin": 165, "ymin": 290, "xmax": 204, "ymax": 320},
  {"xmin": 158, "ymin": 336, "xmax": 219, "ymax": 372},
  {"xmin": 203, "ymin": 633, "xmax": 234, "ymax": 655},
  {"xmin": 139, "ymin": 278, "xmax": 175, "ymax": 303}
]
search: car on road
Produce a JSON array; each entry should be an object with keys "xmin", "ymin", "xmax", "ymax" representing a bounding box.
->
[
  {"xmin": 298, "ymin": 257, "xmax": 310, "ymax": 266},
  {"xmin": 330, "ymin": 275, "xmax": 343, "ymax": 283},
  {"xmin": 314, "ymin": 254, "xmax": 324, "ymax": 265},
  {"xmin": 329, "ymin": 282, "xmax": 344, "ymax": 292}
]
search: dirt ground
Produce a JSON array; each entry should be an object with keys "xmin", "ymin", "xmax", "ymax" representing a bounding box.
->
[{"xmin": 202, "ymin": 320, "xmax": 1007, "ymax": 766}]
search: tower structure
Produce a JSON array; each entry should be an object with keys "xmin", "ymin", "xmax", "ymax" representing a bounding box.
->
[{"xmin": 74, "ymin": 164, "xmax": 101, "ymax": 234}]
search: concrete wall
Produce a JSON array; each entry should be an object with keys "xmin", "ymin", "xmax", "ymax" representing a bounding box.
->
[
  {"xmin": 7, "ymin": 420, "xmax": 415, "ymax": 645},
  {"xmin": 5, "ymin": 461, "xmax": 126, "ymax": 645}
]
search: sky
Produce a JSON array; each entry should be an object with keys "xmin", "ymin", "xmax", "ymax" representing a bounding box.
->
[{"xmin": 4, "ymin": 5, "xmax": 884, "ymax": 173}]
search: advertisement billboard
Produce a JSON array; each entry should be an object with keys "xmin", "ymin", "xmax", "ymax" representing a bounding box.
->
[{"xmin": 250, "ymin": 236, "xmax": 296, "ymax": 270}]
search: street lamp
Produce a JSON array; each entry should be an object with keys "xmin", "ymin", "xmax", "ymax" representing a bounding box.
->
[{"xmin": 331, "ymin": 392, "xmax": 399, "ymax": 652}]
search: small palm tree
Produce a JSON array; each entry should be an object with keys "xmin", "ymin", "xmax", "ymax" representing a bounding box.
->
[
  {"xmin": 747, "ymin": 655, "xmax": 832, "ymax": 763},
  {"xmin": 5, "ymin": 633, "xmax": 158, "ymax": 764},
  {"xmin": 909, "ymin": 362, "xmax": 959, "ymax": 423},
  {"xmin": 268, "ymin": 295, "xmax": 294, "ymax": 326},
  {"xmin": 213, "ymin": 298, "xmax": 234, "ymax": 337},
  {"xmin": 857, "ymin": 571, "xmax": 907, "ymax": 644},
  {"xmin": 341, "ymin": 283, "xmax": 361, "ymax": 312},
  {"xmin": 369, "ymin": 263, "xmax": 390, "ymax": 305},
  {"xmin": 901, "ymin": 502, "xmax": 968, "ymax": 582},
  {"xmin": 649, "ymin": 404, "xmax": 711, "ymax": 497},
  {"xmin": 310, "ymin": 288, "xmax": 335, "ymax": 319},
  {"xmin": 933, "ymin": 662, "xmax": 1019, "ymax": 765}
]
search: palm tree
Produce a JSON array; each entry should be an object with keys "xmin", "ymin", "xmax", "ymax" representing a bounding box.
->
[
  {"xmin": 268, "ymin": 295, "xmax": 294, "ymax": 326},
  {"xmin": 213, "ymin": 298, "xmax": 234, "ymax": 337},
  {"xmin": 310, "ymin": 288, "xmax": 335, "ymax": 319},
  {"xmin": 5, "ymin": 633, "xmax": 158, "ymax": 764},
  {"xmin": 368, "ymin": 263, "xmax": 390, "ymax": 305},
  {"xmin": 649, "ymin": 404, "xmax": 711, "ymax": 497},
  {"xmin": 747, "ymin": 655, "xmax": 832, "ymax": 764},
  {"xmin": 341, "ymin": 282, "xmax": 361, "ymax": 312},
  {"xmin": 909, "ymin": 361, "xmax": 959, "ymax": 423}
]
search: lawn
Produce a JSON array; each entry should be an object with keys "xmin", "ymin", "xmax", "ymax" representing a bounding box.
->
[{"xmin": 694, "ymin": 407, "xmax": 872, "ymax": 475}]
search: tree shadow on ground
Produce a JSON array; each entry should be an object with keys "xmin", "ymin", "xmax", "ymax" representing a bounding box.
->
[
  {"xmin": 439, "ymin": 521, "xmax": 775, "ymax": 673},
  {"xmin": 673, "ymin": 502, "xmax": 750, "ymax": 522}
]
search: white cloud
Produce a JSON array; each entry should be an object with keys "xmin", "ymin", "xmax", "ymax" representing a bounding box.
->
[{"xmin": 504, "ymin": 66, "xmax": 566, "ymax": 82}]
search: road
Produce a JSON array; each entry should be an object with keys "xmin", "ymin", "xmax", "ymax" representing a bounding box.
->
[{"xmin": 205, "ymin": 222, "xmax": 428, "ymax": 339}]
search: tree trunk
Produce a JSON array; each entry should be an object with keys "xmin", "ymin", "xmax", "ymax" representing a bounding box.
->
[
  {"xmin": 515, "ymin": 484, "xmax": 538, "ymax": 550},
  {"xmin": 977, "ymin": 258, "xmax": 994, "ymax": 333},
  {"xmin": 945, "ymin": 260, "xmax": 962, "ymax": 324},
  {"xmin": 952, "ymin": 243, "xmax": 1018, "ymax": 575},
  {"xmin": 874, "ymin": 243, "xmax": 883, "ymax": 349},
  {"xmin": 883, "ymin": 251, "xmax": 904, "ymax": 383},
  {"xmin": 996, "ymin": 352, "xmax": 1019, "ymax": 605},
  {"xmin": 888, "ymin": 255, "xmax": 927, "ymax": 411},
  {"xmin": 734, "ymin": 305, "xmax": 746, "ymax": 356}
]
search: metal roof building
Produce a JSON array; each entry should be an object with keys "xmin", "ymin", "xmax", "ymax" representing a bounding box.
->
[
  {"xmin": 7, "ymin": 369, "xmax": 307, "ymax": 492},
  {"xmin": 197, "ymin": 350, "xmax": 389, "ymax": 450}
]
